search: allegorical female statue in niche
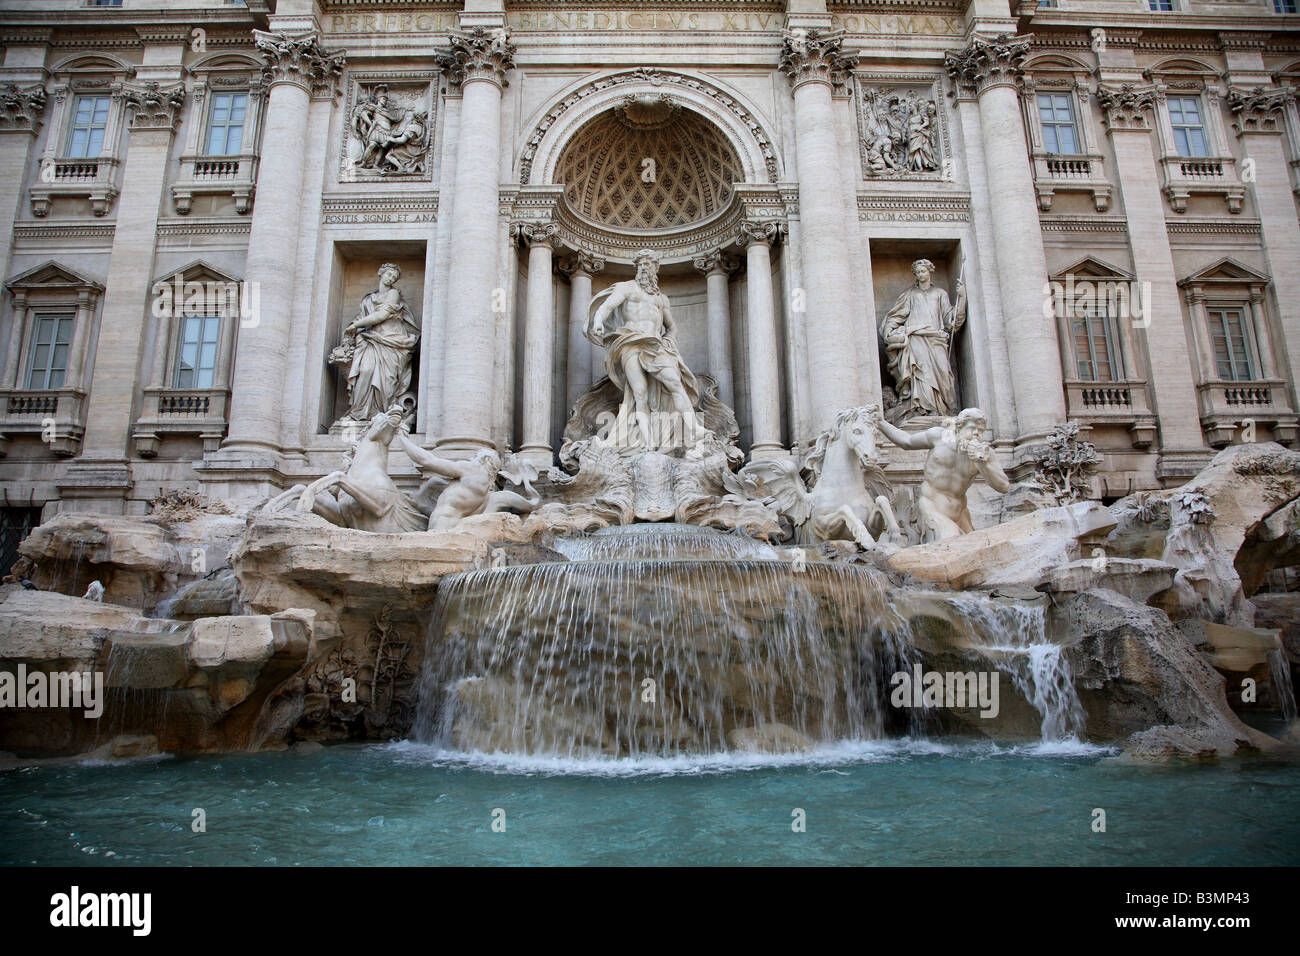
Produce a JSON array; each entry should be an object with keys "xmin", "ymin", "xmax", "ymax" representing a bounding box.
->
[
  {"xmin": 880, "ymin": 258, "xmax": 966, "ymax": 423},
  {"xmin": 333, "ymin": 263, "xmax": 419, "ymax": 423}
]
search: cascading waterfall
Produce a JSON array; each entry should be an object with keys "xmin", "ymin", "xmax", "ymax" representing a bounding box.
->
[
  {"xmin": 412, "ymin": 525, "xmax": 1087, "ymax": 757},
  {"xmin": 942, "ymin": 596, "xmax": 1085, "ymax": 742},
  {"xmin": 1267, "ymin": 647, "xmax": 1298, "ymax": 725}
]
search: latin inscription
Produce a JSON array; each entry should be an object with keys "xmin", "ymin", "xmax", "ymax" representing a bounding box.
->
[{"xmin": 323, "ymin": 10, "xmax": 962, "ymax": 36}]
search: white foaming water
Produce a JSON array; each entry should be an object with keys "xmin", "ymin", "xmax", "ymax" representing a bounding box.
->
[
  {"xmin": 382, "ymin": 736, "xmax": 1112, "ymax": 778},
  {"xmin": 941, "ymin": 596, "xmax": 1086, "ymax": 743}
]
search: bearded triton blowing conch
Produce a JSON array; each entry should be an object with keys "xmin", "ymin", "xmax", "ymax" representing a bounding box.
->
[{"xmin": 585, "ymin": 249, "xmax": 711, "ymax": 456}]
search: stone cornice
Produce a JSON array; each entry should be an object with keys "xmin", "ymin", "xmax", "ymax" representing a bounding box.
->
[
  {"xmin": 0, "ymin": 82, "xmax": 47, "ymax": 134},
  {"xmin": 436, "ymin": 27, "xmax": 515, "ymax": 90},
  {"xmin": 253, "ymin": 30, "xmax": 346, "ymax": 95},
  {"xmin": 1226, "ymin": 86, "xmax": 1291, "ymax": 135},
  {"xmin": 1095, "ymin": 83, "xmax": 1157, "ymax": 132},
  {"xmin": 779, "ymin": 29, "xmax": 858, "ymax": 92},
  {"xmin": 945, "ymin": 33, "xmax": 1032, "ymax": 97},
  {"xmin": 122, "ymin": 80, "xmax": 185, "ymax": 132}
]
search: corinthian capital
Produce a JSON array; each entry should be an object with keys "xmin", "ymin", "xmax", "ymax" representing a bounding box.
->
[
  {"xmin": 559, "ymin": 252, "xmax": 605, "ymax": 277},
  {"xmin": 737, "ymin": 220, "xmax": 786, "ymax": 248},
  {"xmin": 0, "ymin": 82, "xmax": 47, "ymax": 133},
  {"xmin": 693, "ymin": 249, "xmax": 737, "ymax": 275},
  {"xmin": 1095, "ymin": 83, "xmax": 1157, "ymax": 131},
  {"xmin": 945, "ymin": 33, "xmax": 1032, "ymax": 96},
  {"xmin": 123, "ymin": 80, "xmax": 185, "ymax": 131},
  {"xmin": 1226, "ymin": 86, "xmax": 1290, "ymax": 134},
  {"xmin": 437, "ymin": 27, "xmax": 516, "ymax": 90},
  {"xmin": 779, "ymin": 29, "xmax": 858, "ymax": 91},
  {"xmin": 254, "ymin": 30, "xmax": 346, "ymax": 94}
]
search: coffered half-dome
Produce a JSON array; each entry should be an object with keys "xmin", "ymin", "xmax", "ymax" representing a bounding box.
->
[{"xmin": 556, "ymin": 99, "xmax": 742, "ymax": 231}]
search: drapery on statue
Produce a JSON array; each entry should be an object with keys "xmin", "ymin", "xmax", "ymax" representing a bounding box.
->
[
  {"xmin": 585, "ymin": 248, "xmax": 710, "ymax": 456},
  {"xmin": 875, "ymin": 407, "xmax": 1010, "ymax": 542},
  {"xmin": 332, "ymin": 263, "xmax": 419, "ymax": 423},
  {"xmin": 880, "ymin": 258, "xmax": 966, "ymax": 422}
]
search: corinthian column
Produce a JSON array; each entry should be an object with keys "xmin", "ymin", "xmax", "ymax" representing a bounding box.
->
[
  {"xmin": 222, "ymin": 31, "xmax": 344, "ymax": 456},
  {"xmin": 946, "ymin": 34, "xmax": 1066, "ymax": 441},
  {"xmin": 517, "ymin": 221, "xmax": 559, "ymax": 465},
  {"xmin": 435, "ymin": 28, "xmax": 515, "ymax": 455},
  {"xmin": 0, "ymin": 83, "xmax": 46, "ymax": 298},
  {"xmin": 693, "ymin": 249, "xmax": 737, "ymax": 410},
  {"xmin": 779, "ymin": 29, "xmax": 863, "ymax": 433},
  {"xmin": 78, "ymin": 79, "xmax": 186, "ymax": 464},
  {"xmin": 1227, "ymin": 87, "xmax": 1300, "ymax": 407},
  {"xmin": 560, "ymin": 251, "xmax": 603, "ymax": 411},
  {"xmin": 1093, "ymin": 82, "xmax": 1204, "ymax": 455},
  {"xmin": 738, "ymin": 221, "xmax": 785, "ymax": 457}
]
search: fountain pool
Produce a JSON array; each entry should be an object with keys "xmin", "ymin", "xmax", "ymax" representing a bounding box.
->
[{"xmin": 3, "ymin": 741, "xmax": 1299, "ymax": 866}]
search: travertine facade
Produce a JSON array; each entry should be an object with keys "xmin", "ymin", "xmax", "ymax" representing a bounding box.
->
[{"xmin": 0, "ymin": 0, "xmax": 1297, "ymax": 550}]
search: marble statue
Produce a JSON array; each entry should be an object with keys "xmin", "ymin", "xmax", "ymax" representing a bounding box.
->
[
  {"xmin": 880, "ymin": 258, "xmax": 966, "ymax": 423},
  {"xmin": 264, "ymin": 405, "xmax": 427, "ymax": 533},
  {"xmin": 586, "ymin": 248, "xmax": 709, "ymax": 455},
  {"xmin": 331, "ymin": 263, "xmax": 419, "ymax": 424},
  {"xmin": 740, "ymin": 405, "xmax": 900, "ymax": 551},
  {"xmin": 876, "ymin": 407, "xmax": 1010, "ymax": 542},
  {"xmin": 397, "ymin": 434, "xmax": 541, "ymax": 531}
]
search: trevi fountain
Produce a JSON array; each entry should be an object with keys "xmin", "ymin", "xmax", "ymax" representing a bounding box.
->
[
  {"xmin": 0, "ymin": 1, "xmax": 1297, "ymax": 871},
  {"xmin": 1, "ymin": 249, "xmax": 1297, "ymax": 867}
]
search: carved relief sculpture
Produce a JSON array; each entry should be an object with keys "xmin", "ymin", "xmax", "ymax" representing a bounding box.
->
[
  {"xmin": 880, "ymin": 258, "xmax": 966, "ymax": 423},
  {"xmin": 859, "ymin": 87, "xmax": 941, "ymax": 177},
  {"xmin": 330, "ymin": 263, "xmax": 419, "ymax": 424},
  {"xmin": 349, "ymin": 83, "xmax": 430, "ymax": 175}
]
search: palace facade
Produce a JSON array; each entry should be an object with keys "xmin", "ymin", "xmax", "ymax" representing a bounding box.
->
[{"xmin": 0, "ymin": 0, "xmax": 1298, "ymax": 565}]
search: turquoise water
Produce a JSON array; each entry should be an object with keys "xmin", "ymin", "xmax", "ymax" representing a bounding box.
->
[{"xmin": 3, "ymin": 740, "xmax": 1298, "ymax": 866}]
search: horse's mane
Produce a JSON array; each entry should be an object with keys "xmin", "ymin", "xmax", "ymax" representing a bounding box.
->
[{"xmin": 802, "ymin": 406, "xmax": 889, "ymax": 498}]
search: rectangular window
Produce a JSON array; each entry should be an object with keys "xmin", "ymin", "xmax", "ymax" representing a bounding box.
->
[
  {"xmin": 1148, "ymin": 0, "xmax": 1174, "ymax": 10},
  {"xmin": 87, "ymin": 0, "xmax": 124, "ymax": 6},
  {"xmin": 1275, "ymin": 0, "xmax": 1297, "ymax": 13},
  {"xmin": 1072, "ymin": 305, "xmax": 1121, "ymax": 382},
  {"xmin": 25, "ymin": 313, "xmax": 74, "ymax": 390},
  {"xmin": 204, "ymin": 92, "xmax": 248, "ymax": 155},
  {"xmin": 1167, "ymin": 96, "xmax": 1209, "ymax": 157},
  {"xmin": 66, "ymin": 95, "xmax": 110, "ymax": 159},
  {"xmin": 174, "ymin": 314, "xmax": 221, "ymax": 389},
  {"xmin": 1209, "ymin": 307, "xmax": 1256, "ymax": 381},
  {"xmin": 1037, "ymin": 93, "xmax": 1079, "ymax": 154}
]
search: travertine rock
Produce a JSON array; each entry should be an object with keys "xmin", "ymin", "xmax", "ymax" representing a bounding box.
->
[
  {"xmin": 1036, "ymin": 557, "xmax": 1177, "ymax": 606},
  {"xmin": 0, "ymin": 587, "xmax": 312, "ymax": 754},
  {"xmin": 1057, "ymin": 589, "xmax": 1275, "ymax": 759},
  {"xmin": 886, "ymin": 501, "xmax": 1116, "ymax": 589},
  {"xmin": 14, "ymin": 511, "xmax": 248, "ymax": 612}
]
